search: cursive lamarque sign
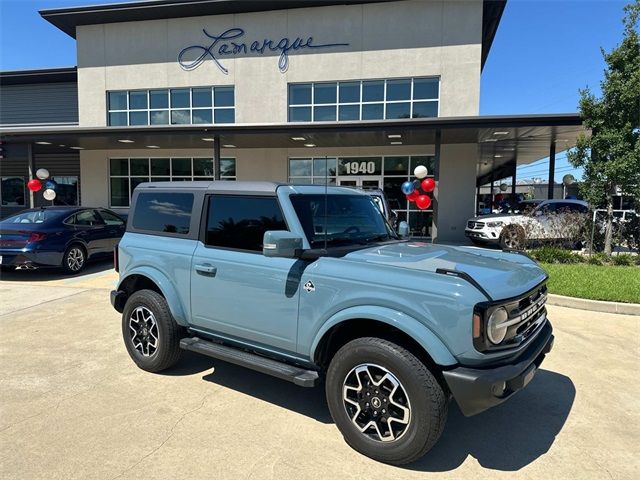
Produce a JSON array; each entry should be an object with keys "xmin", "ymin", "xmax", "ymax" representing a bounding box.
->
[{"xmin": 178, "ymin": 28, "xmax": 349, "ymax": 74}]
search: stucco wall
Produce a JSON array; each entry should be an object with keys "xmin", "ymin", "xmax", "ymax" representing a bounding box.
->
[{"xmin": 76, "ymin": 0, "xmax": 483, "ymax": 126}]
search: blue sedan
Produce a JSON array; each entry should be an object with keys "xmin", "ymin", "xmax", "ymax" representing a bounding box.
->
[{"xmin": 0, "ymin": 207, "xmax": 126, "ymax": 274}]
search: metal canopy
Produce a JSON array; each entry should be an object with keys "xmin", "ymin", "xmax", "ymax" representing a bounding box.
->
[{"xmin": 0, "ymin": 113, "xmax": 585, "ymax": 178}]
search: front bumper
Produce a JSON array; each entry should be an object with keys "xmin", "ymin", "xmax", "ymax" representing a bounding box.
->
[
  {"xmin": 443, "ymin": 321, "xmax": 554, "ymax": 417},
  {"xmin": 464, "ymin": 229, "xmax": 499, "ymax": 243}
]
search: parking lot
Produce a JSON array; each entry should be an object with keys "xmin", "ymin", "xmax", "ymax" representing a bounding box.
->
[{"xmin": 1, "ymin": 264, "xmax": 638, "ymax": 480}]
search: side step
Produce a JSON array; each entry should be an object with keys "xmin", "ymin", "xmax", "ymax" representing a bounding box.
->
[{"xmin": 180, "ymin": 337, "xmax": 320, "ymax": 387}]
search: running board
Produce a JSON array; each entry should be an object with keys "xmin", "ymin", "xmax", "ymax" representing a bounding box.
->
[{"xmin": 180, "ymin": 337, "xmax": 320, "ymax": 387}]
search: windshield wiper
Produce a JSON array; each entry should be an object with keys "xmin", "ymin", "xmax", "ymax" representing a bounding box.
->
[{"xmin": 363, "ymin": 233, "xmax": 392, "ymax": 243}]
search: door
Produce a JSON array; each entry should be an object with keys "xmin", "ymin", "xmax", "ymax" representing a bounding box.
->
[
  {"xmin": 338, "ymin": 177, "xmax": 381, "ymax": 190},
  {"xmin": 190, "ymin": 194, "xmax": 301, "ymax": 353},
  {"xmin": 97, "ymin": 209, "xmax": 126, "ymax": 250},
  {"xmin": 72, "ymin": 209, "xmax": 111, "ymax": 255}
]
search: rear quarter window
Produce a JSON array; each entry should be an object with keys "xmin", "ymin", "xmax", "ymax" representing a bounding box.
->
[{"xmin": 132, "ymin": 192, "xmax": 194, "ymax": 234}]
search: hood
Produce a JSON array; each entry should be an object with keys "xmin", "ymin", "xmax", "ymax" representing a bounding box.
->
[
  {"xmin": 343, "ymin": 242, "xmax": 546, "ymax": 301},
  {"xmin": 470, "ymin": 213, "xmax": 524, "ymax": 222}
]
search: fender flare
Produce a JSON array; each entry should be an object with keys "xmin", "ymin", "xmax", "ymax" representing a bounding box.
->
[
  {"xmin": 118, "ymin": 266, "xmax": 189, "ymax": 326},
  {"xmin": 309, "ymin": 305, "xmax": 457, "ymax": 367}
]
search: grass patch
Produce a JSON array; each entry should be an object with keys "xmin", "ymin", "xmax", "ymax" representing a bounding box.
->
[{"xmin": 541, "ymin": 263, "xmax": 640, "ymax": 303}]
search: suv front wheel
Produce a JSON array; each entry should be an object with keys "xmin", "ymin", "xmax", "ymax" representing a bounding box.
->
[
  {"xmin": 121, "ymin": 289, "xmax": 183, "ymax": 373},
  {"xmin": 325, "ymin": 337, "xmax": 447, "ymax": 465}
]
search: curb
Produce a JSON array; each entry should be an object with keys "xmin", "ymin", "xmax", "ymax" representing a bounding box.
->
[{"xmin": 547, "ymin": 294, "xmax": 640, "ymax": 316}]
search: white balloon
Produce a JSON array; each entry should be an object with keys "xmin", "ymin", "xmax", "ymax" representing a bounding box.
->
[
  {"xmin": 500, "ymin": 183, "xmax": 508, "ymax": 191},
  {"xmin": 36, "ymin": 168, "xmax": 50, "ymax": 180},
  {"xmin": 43, "ymin": 188, "xmax": 56, "ymax": 201},
  {"xmin": 414, "ymin": 165, "xmax": 428, "ymax": 179}
]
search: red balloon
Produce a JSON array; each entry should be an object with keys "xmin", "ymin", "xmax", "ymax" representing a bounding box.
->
[
  {"xmin": 27, "ymin": 179, "xmax": 42, "ymax": 192},
  {"xmin": 421, "ymin": 178, "xmax": 436, "ymax": 193},
  {"xmin": 406, "ymin": 190, "xmax": 419, "ymax": 202},
  {"xmin": 416, "ymin": 195, "xmax": 431, "ymax": 210}
]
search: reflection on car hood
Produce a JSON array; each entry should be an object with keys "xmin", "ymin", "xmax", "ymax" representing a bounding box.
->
[
  {"xmin": 343, "ymin": 241, "xmax": 546, "ymax": 301},
  {"xmin": 469, "ymin": 213, "xmax": 526, "ymax": 222}
]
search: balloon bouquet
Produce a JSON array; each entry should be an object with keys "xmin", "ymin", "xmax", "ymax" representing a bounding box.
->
[
  {"xmin": 400, "ymin": 165, "xmax": 435, "ymax": 210},
  {"xmin": 27, "ymin": 169, "xmax": 58, "ymax": 202}
]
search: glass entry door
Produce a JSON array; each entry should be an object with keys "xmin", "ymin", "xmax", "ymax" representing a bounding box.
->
[{"xmin": 338, "ymin": 177, "xmax": 381, "ymax": 190}]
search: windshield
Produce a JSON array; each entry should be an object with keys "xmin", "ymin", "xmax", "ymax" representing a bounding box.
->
[
  {"xmin": 290, "ymin": 194, "xmax": 398, "ymax": 248},
  {"xmin": 0, "ymin": 209, "xmax": 64, "ymax": 225}
]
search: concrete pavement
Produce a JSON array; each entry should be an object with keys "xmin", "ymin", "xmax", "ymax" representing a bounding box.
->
[{"xmin": 0, "ymin": 271, "xmax": 638, "ymax": 480}]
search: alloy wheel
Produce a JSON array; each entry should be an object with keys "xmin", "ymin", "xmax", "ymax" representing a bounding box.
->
[
  {"xmin": 342, "ymin": 363, "xmax": 411, "ymax": 442},
  {"xmin": 128, "ymin": 306, "xmax": 159, "ymax": 357},
  {"xmin": 66, "ymin": 247, "xmax": 85, "ymax": 271},
  {"xmin": 503, "ymin": 229, "xmax": 522, "ymax": 249}
]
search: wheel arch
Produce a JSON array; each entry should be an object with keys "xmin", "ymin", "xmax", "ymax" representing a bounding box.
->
[
  {"xmin": 118, "ymin": 267, "xmax": 188, "ymax": 326},
  {"xmin": 311, "ymin": 306, "xmax": 457, "ymax": 373}
]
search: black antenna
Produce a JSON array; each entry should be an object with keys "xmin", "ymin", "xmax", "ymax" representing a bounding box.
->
[{"xmin": 323, "ymin": 155, "xmax": 328, "ymax": 251}]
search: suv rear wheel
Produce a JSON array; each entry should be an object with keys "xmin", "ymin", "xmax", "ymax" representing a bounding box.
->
[
  {"xmin": 325, "ymin": 337, "xmax": 447, "ymax": 465},
  {"xmin": 121, "ymin": 289, "xmax": 182, "ymax": 373}
]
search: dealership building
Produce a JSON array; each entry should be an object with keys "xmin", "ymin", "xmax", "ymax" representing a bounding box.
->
[{"xmin": 0, "ymin": 0, "xmax": 584, "ymax": 242}]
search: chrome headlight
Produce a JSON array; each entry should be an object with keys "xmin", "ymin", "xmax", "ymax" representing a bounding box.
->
[
  {"xmin": 486, "ymin": 221, "xmax": 504, "ymax": 228},
  {"xmin": 487, "ymin": 307, "xmax": 509, "ymax": 344}
]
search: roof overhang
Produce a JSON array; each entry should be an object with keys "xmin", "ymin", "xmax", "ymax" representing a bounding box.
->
[
  {"xmin": 0, "ymin": 67, "xmax": 77, "ymax": 86},
  {"xmin": 1, "ymin": 114, "xmax": 585, "ymax": 177},
  {"xmin": 40, "ymin": 0, "xmax": 506, "ymax": 68}
]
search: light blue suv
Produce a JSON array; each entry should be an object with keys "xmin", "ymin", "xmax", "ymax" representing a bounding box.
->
[{"xmin": 111, "ymin": 181, "xmax": 553, "ymax": 465}]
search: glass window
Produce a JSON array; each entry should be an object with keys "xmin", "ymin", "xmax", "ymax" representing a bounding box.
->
[
  {"xmin": 150, "ymin": 158, "xmax": 170, "ymax": 176},
  {"xmin": 413, "ymin": 78, "xmax": 439, "ymax": 100},
  {"xmin": 410, "ymin": 156, "xmax": 435, "ymax": 173},
  {"xmin": 384, "ymin": 157, "xmax": 409, "ymax": 175},
  {"xmin": 289, "ymin": 107, "xmax": 311, "ymax": 122},
  {"xmin": 99, "ymin": 210, "xmax": 125, "ymax": 226},
  {"xmin": 149, "ymin": 90, "xmax": 169, "ymax": 109},
  {"xmin": 339, "ymin": 105, "xmax": 359, "ymax": 121},
  {"xmin": 170, "ymin": 89, "xmax": 190, "ymax": 108},
  {"xmin": 129, "ymin": 111, "xmax": 148, "ymax": 125},
  {"xmin": 313, "ymin": 158, "xmax": 338, "ymax": 177},
  {"xmin": 314, "ymin": 83, "xmax": 337, "ymax": 104},
  {"xmin": 51, "ymin": 176, "xmax": 78, "ymax": 206},
  {"xmin": 132, "ymin": 192, "xmax": 194, "ymax": 234},
  {"xmin": 171, "ymin": 110, "xmax": 190, "ymax": 124},
  {"xmin": 412, "ymin": 102, "xmax": 438, "ymax": 118},
  {"xmin": 289, "ymin": 84, "xmax": 312, "ymax": 105},
  {"xmin": 289, "ymin": 158, "xmax": 312, "ymax": 177},
  {"xmin": 314, "ymin": 105, "xmax": 336, "ymax": 122},
  {"xmin": 129, "ymin": 91, "xmax": 148, "ymax": 109},
  {"xmin": 220, "ymin": 158, "xmax": 236, "ymax": 177},
  {"xmin": 339, "ymin": 82, "xmax": 360, "ymax": 103},
  {"xmin": 386, "ymin": 79, "xmax": 411, "ymax": 101},
  {"xmin": 109, "ymin": 112, "xmax": 127, "ymax": 126},
  {"xmin": 131, "ymin": 177, "xmax": 148, "ymax": 195},
  {"xmin": 214, "ymin": 109, "xmax": 234, "ymax": 124},
  {"xmin": 171, "ymin": 158, "xmax": 191, "ymax": 176},
  {"xmin": 214, "ymin": 87, "xmax": 234, "ymax": 107},
  {"xmin": 192, "ymin": 110, "xmax": 213, "ymax": 124},
  {"xmin": 130, "ymin": 158, "xmax": 149, "ymax": 176},
  {"xmin": 338, "ymin": 157, "xmax": 382, "ymax": 176},
  {"xmin": 386, "ymin": 102, "xmax": 411, "ymax": 119},
  {"xmin": 194, "ymin": 158, "xmax": 214, "ymax": 176},
  {"xmin": 75, "ymin": 210, "xmax": 103, "ymax": 226},
  {"xmin": 362, "ymin": 81, "xmax": 384, "ymax": 102},
  {"xmin": 362, "ymin": 103, "xmax": 383, "ymax": 120},
  {"xmin": 108, "ymin": 91, "xmax": 127, "ymax": 110},
  {"xmin": 110, "ymin": 159, "xmax": 128, "ymax": 176},
  {"xmin": 150, "ymin": 110, "xmax": 169, "ymax": 125},
  {"xmin": 205, "ymin": 196, "xmax": 287, "ymax": 251},
  {"xmin": 1, "ymin": 177, "xmax": 26, "ymax": 207},
  {"xmin": 192, "ymin": 88, "xmax": 212, "ymax": 108}
]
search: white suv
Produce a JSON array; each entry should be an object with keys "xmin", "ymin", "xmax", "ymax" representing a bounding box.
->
[{"xmin": 465, "ymin": 199, "xmax": 589, "ymax": 249}]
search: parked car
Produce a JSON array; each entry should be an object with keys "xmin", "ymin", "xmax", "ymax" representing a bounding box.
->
[
  {"xmin": 112, "ymin": 181, "xmax": 553, "ymax": 465},
  {"xmin": 0, "ymin": 207, "xmax": 126, "ymax": 273},
  {"xmin": 465, "ymin": 199, "xmax": 589, "ymax": 250}
]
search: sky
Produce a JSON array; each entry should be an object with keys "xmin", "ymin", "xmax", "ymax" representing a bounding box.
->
[{"xmin": 0, "ymin": 0, "xmax": 630, "ymax": 182}]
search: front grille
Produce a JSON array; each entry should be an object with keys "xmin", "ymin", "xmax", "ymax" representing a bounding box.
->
[{"xmin": 467, "ymin": 221, "xmax": 485, "ymax": 230}]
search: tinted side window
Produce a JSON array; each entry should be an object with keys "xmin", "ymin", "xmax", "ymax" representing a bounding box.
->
[
  {"xmin": 205, "ymin": 195, "xmax": 287, "ymax": 251},
  {"xmin": 132, "ymin": 192, "xmax": 194, "ymax": 234},
  {"xmin": 99, "ymin": 210, "xmax": 125, "ymax": 225},
  {"xmin": 75, "ymin": 210, "xmax": 103, "ymax": 226}
]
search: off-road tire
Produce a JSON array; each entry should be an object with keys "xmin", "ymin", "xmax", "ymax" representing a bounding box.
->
[
  {"xmin": 122, "ymin": 289, "xmax": 182, "ymax": 373},
  {"xmin": 61, "ymin": 244, "xmax": 86, "ymax": 274},
  {"xmin": 326, "ymin": 337, "xmax": 448, "ymax": 465},
  {"xmin": 499, "ymin": 225, "xmax": 526, "ymax": 250}
]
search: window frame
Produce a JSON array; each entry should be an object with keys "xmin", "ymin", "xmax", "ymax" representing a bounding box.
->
[
  {"xmin": 107, "ymin": 86, "xmax": 235, "ymax": 127},
  {"xmin": 200, "ymin": 194, "xmax": 290, "ymax": 254},
  {"xmin": 287, "ymin": 76, "xmax": 440, "ymax": 123}
]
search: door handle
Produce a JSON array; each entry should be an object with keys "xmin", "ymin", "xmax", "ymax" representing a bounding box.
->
[{"xmin": 195, "ymin": 264, "xmax": 217, "ymax": 277}]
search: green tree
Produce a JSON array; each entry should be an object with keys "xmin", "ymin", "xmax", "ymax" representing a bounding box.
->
[{"xmin": 568, "ymin": 1, "xmax": 640, "ymax": 254}]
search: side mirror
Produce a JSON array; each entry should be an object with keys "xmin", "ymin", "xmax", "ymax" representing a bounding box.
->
[
  {"xmin": 263, "ymin": 231, "xmax": 303, "ymax": 258},
  {"xmin": 397, "ymin": 221, "xmax": 410, "ymax": 238}
]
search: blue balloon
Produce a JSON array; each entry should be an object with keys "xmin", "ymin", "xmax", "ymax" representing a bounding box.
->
[
  {"xmin": 44, "ymin": 180, "xmax": 57, "ymax": 190},
  {"xmin": 401, "ymin": 181, "xmax": 415, "ymax": 195}
]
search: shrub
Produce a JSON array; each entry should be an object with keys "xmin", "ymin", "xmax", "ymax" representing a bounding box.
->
[
  {"xmin": 587, "ymin": 253, "xmax": 606, "ymax": 265},
  {"xmin": 529, "ymin": 246, "xmax": 582, "ymax": 264},
  {"xmin": 611, "ymin": 253, "xmax": 635, "ymax": 266}
]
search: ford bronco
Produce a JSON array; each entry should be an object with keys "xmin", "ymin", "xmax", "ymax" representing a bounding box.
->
[{"xmin": 111, "ymin": 181, "xmax": 553, "ymax": 465}]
